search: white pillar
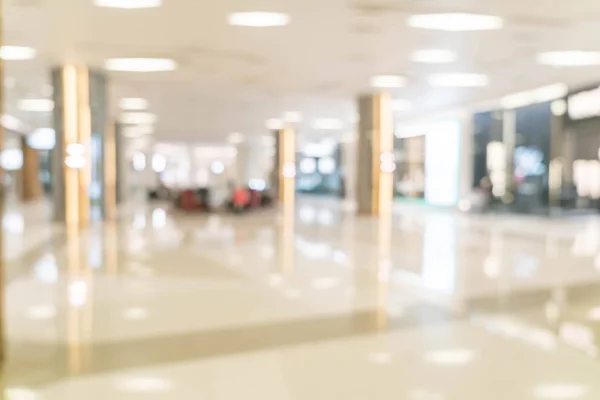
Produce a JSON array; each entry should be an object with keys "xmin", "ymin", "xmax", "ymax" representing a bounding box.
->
[{"xmin": 236, "ymin": 142, "xmax": 268, "ymax": 186}]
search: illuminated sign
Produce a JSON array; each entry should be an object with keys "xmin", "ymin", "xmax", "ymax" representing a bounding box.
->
[{"xmin": 568, "ymin": 85, "xmax": 600, "ymax": 120}]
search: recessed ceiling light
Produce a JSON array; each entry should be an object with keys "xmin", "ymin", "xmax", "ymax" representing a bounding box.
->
[
  {"xmin": 120, "ymin": 112, "xmax": 157, "ymax": 125},
  {"xmin": 18, "ymin": 99, "xmax": 54, "ymax": 112},
  {"xmin": 537, "ymin": 51, "xmax": 600, "ymax": 67},
  {"xmin": 370, "ymin": 75, "xmax": 406, "ymax": 88},
  {"xmin": 228, "ymin": 12, "xmax": 290, "ymax": 27},
  {"xmin": 411, "ymin": 49, "xmax": 457, "ymax": 63},
  {"xmin": 94, "ymin": 0, "xmax": 161, "ymax": 8},
  {"xmin": 428, "ymin": 73, "xmax": 489, "ymax": 87},
  {"xmin": 425, "ymin": 349, "xmax": 474, "ymax": 365},
  {"xmin": 104, "ymin": 58, "xmax": 176, "ymax": 72},
  {"xmin": 408, "ymin": 13, "xmax": 503, "ymax": 31},
  {"xmin": 0, "ymin": 46, "xmax": 36, "ymax": 60},
  {"xmin": 393, "ymin": 99, "xmax": 412, "ymax": 112},
  {"xmin": 266, "ymin": 118, "xmax": 284, "ymax": 130},
  {"xmin": 120, "ymin": 98, "xmax": 148, "ymax": 110},
  {"xmin": 312, "ymin": 118, "xmax": 343, "ymax": 130},
  {"xmin": 228, "ymin": 132, "xmax": 244, "ymax": 144},
  {"xmin": 283, "ymin": 111, "xmax": 302, "ymax": 123},
  {"xmin": 533, "ymin": 383, "xmax": 589, "ymax": 399}
]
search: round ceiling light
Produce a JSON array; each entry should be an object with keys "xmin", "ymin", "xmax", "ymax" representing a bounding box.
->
[
  {"xmin": 120, "ymin": 98, "xmax": 148, "ymax": 110},
  {"xmin": 0, "ymin": 46, "xmax": 36, "ymax": 60},
  {"xmin": 370, "ymin": 75, "xmax": 406, "ymax": 88},
  {"xmin": 408, "ymin": 13, "xmax": 503, "ymax": 32},
  {"xmin": 537, "ymin": 51, "xmax": 600, "ymax": 67},
  {"xmin": 266, "ymin": 118, "xmax": 284, "ymax": 130},
  {"xmin": 120, "ymin": 112, "xmax": 157, "ymax": 125},
  {"xmin": 228, "ymin": 12, "xmax": 290, "ymax": 27},
  {"xmin": 428, "ymin": 73, "xmax": 489, "ymax": 87},
  {"xmin": 411, "ymin": 49, "xmax": 457, "ymax": 63},
  {"xmin": 94, "ymin": 0, "xmax": 161, "ymax": 8},
  {"xmin": 227, "ymin": 132, "xmax": 244, "ymax": 144},
  {"xmin": 105, "ymin": 58, "xmax": 177, "ymax": 72}
]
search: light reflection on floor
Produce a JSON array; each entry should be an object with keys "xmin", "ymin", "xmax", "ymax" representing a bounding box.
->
[{"xmin": 3, "ymin": 196, "xmax": 600, "ymax": 399}]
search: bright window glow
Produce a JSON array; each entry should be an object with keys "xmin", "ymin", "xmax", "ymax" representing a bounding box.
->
[
  {"xmin": 228, "ymin": 12, "xmax": 290, "ymax": 27},
  {"xmin": 120, "ymin": 112, "xmax": 157, "ymax": 125},
  {"xmin": 299, "ymin": 158, "xmax": 317, "ymax": 174},
  {"xmin": 211, "ymin": 161, "xmax": 225, "ymax": 174},
  {"xmin": 537, "ymin": 51, "xmax": 600, "ymax": 67},
  {"xmin": 115, "ymin": 377, "xmax": 173, "ymax": 393},
  {"xmin": 411, "ymin": 49, "xmax": 457, "ymax": 63},
  {"xmin": 105, "ymin": 58, "xmax": 176, "ymax": 72},
  {"xmin": 393, "ymin": 99, "xmax": 412, "ymax": 112},
  {"xmin": 0, "ymin": 46, "xmax": 36, "ymax": 60},
  {"xmin": 318, "ymin": 157, "xmax": 336, "ymax": 174},
  {"xmin": 284, "ymin": 111, "xmax": 302, "ymax": 123},
  {"xmin": 119, "ymin": 98, "xmax": 148, "ymax": 110},
  {"xmin": 311, "ymin": 118, "xmax": 343, "ymax": 130},
  {"xmin": 425, "ymin": 349, "xmax": 474, "ymax": 365},
  {"xmin": 133, "ymin": 152, "xmax": 146, "ymax": 171},
  {"xmin": 1, "ymin": 148, "xmax": 23, "ymax": 171},
  {"xmin": 532, "ymin": 384, "xmax": 589, "ymax": 399},
  {"xmin": 152, "ymin": 154, "xmax": 166, "ymax": 173},
  {"xmin": 408, "ymin": 13, "xmax": 503, "ymax": 31},
  {"xmin": 370, "ymin": 74, "xmax": 406, "ymax": 88},
  {"xmin": 94, "ymin": 0, "xmax": 161, "ymax": 8},
  {"xmin": 27, "ymin": 128, "xmax": 55, "ymax": 150},
  {"xmin": 428, "ymin": 73, "xmax": 488, "ymax": 87},
  {"xmin": 228, "ymin": 132, "xmax": 244, "ymax": 144},
  {"xmin": 266, "ymin": 118, "xmax": 284, "ymax": 130},
  {"xmin": 424, "ymin": 121, "xmax": 461, "ymax": 206},
  {"xmin": 18, "ymin": 99, "xmax": 54, "ymax": 112}
]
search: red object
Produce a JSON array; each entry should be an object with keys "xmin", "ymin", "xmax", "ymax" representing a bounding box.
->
[
  {"xmin": 179, "ymin": 190, "xmax": 198, "ymax": 210},
  {"xmin": 249, "ymin": 190, "xmax": 261, "ymax": 208},
  {"xmin": 232, "ymin": 188, "xmax": 249, "ymax": 206}
]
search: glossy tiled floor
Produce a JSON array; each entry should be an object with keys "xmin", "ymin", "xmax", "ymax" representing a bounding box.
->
[{"xmin": 4, "ymin": 196, "xmax": 600, "ymax": 399}]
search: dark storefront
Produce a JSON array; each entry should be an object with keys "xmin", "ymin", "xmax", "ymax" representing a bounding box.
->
[{"xmin": 472, "ymin": 103, "xmax": 552, "ymax": 214}]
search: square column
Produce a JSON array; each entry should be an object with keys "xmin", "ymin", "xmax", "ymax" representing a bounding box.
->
[
  {"xmin": 20, "ymin": 137, "xmax": 42, "ymax": 201},
  {"xmin": 51, "ymin": 65, "xmax": 114, "ymax": 224},
  {"xmin": 356, "ymin": 93, "xmax": 394, "ymax": 215},
  {"xmin": 272, "ymin": 126, "xmax": 296, "ymax": 204}
]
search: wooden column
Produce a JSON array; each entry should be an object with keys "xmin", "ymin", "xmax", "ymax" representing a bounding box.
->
[{"xmin": 20, "ymin": 137, "xmax": 42, "ymax": 201}]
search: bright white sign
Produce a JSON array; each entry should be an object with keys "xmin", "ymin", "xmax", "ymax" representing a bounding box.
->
[
  {"xmin": 424, "ymin": 121, "xmax": 461, "ymax": 206},
  {"xmin": 568, "ymin": 85, "xmax": 600, "ymax": 120}
]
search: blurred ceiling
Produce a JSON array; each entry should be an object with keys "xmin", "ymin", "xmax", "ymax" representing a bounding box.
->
[{"xmin": 6, "ymin": 0, "xmax": 600, "ymax": 142}]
